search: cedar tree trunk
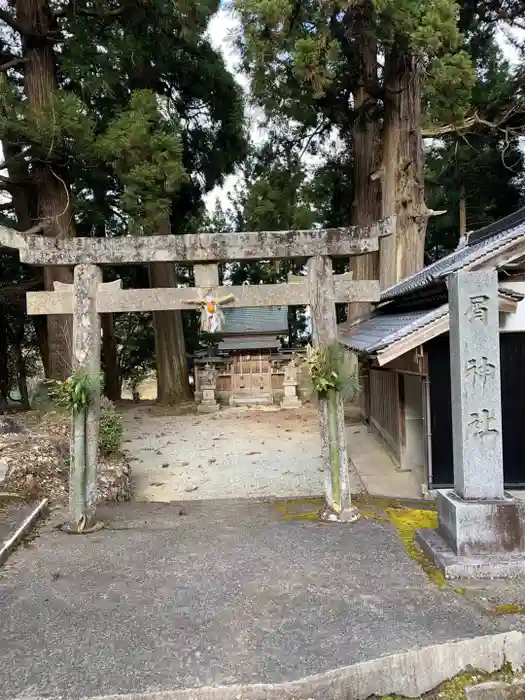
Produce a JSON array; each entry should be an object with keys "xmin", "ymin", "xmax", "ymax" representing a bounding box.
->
[
  {"xmin": 16, "ymin": 0, "xmax": 74, "ymax": 379},
  {"xmin": 347, "ymin": 7, "xmax": 381, "ymax": 321},
  {"xmin": 379, "ymin": 47, "xmax": 426, "ymax": 288},
  {"xmin": 149, "ymin": 257, "xmax": 192, "ymax": 404}
]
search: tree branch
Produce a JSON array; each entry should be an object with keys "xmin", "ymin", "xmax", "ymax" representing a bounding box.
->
[
  {"xmin": 0, "ymin": 56, "xmax": 27, "ymax": 73},
  {"xmin": 54, "ymin": 4, "xmax": 125, "ymax": 19},
  {"xmin": 422, "ymin": 109, "xmax": 525, "ymax": 138},
  {"xmin": 0, "ymin": 9, "xmax": 30, "ymax": 36}
]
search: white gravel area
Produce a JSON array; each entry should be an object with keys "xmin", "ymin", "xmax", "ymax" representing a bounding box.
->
[{"xmin": 121, "ymin": 404, "xmax": 363, "ymax": 501}]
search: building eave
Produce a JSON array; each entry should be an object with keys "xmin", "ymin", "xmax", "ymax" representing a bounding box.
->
[{"xmin": 340, "ymin": 290, "xmax": 520, "ymax": 367}]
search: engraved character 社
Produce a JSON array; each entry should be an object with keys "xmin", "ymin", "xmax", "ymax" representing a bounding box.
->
[{"xmin": 468, "ymin": 409, "xmax": 499, "ymax": 439}]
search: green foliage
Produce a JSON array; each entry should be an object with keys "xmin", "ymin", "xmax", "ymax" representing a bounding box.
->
[
  {"xmin": 50, "ymin": 373, "xmax": 95, "ymax": 413},
  {"xmin": 298, "ymin": 344, "xmax": 361, "ymax": 400},
  {"xmin": 236, "ymin": 0, "xmax": 475, "ymax": 129},
  {"xmin": 99, "ymin": 396, "xmax": 124, "ymax": 457},
  {"xmin": 48, "ymin": 377, "xmax": 123, "ymax": 455},
  {"xmin": 425, "ymin": 36, "xmax": 525, "ymax": 260},
  {"xmin": 124, "ymin": 366, "xmax": 152, "ymax": 393},
  {"xmin": 424, "ymin": 51, "xmax": 476, "ymax": 125},
  {"xmin": 95, "ymin": 91, "xmax": 187, "ymax": 234}
]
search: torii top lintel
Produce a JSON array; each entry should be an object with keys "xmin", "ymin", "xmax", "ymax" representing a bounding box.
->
[{"xmin": 0, "ymin": 218, "xmax": 394, "ymax": 266}]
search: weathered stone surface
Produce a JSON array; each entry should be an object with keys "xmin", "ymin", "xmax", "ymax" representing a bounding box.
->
[
  {"xmin": 0, "ymin": 457, "xmax": 7, "ymax": 482},
  {"xmin": 415, "ymin": 527, "xmax": 525, "ymax": 579},
  {"xmin": 1, "ymin": 219, "xmax": 395, "ymax": 265},
  {"xmin": 196, "ymin": 402, "xmax": 220, "ymax": 414},
  {"xmin": 308, "ymin": 255, "xmax": 355, "ymax": 519},
  {"xmin": 437, "ymin": 489, "xmax": 525, "ymax": 555},
  {"xmin": 465, "ymin": 680, "xmax": 525, "ymax": 700},
  {"xmin": 0, "ymin": 499, "xmax": 521, "ymax": 700},
  {"xmin": 26, "ymin": 279, "xmax": 381, "ymax": 315},
  {"xmin": 280, "ymin": 361, "xmax": 301, "ymax": 408},
  {"xmin": 420, "ymin": 272, "xmax": 525, "ymax": 578},
  {"xmin": 70, "ymin": 264, "xmax": 102, "ymax": 526},
  {"xmin": 449, "ymin": 269, "xmax": 503, "ymax": 499}
]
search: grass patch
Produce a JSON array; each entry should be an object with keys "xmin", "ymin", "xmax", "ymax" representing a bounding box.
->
[{"xmin": 377, "ymin": 663, "xmax": 519, "ymax": 700}]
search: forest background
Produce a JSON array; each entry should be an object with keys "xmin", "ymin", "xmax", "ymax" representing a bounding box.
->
[{"xmin": 0, "ymin": 0, "xmax": 524, "ymax": 407}]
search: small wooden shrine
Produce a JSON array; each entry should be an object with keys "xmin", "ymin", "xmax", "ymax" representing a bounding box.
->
[{"xmin": 192, "ymin": 306, "xmax": 302, "ymax": 407}]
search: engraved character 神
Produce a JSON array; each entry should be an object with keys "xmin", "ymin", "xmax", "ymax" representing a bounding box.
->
[{"xmin": 465, "ymin": 356, "xmax": 496, "ymax": 388}]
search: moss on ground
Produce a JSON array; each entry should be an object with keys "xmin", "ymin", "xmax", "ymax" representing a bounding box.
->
[
  {"xmin": 272, "ymin": 497, "xmax": 325, "ymax": 521},
  {"xmin": 272, "ymin": 496, "xmax": 449, "ymax": 587},
  {"xmin": 384, "ymin": 507, "xmax": 444, "ymax": 587},
  {"xmin": 376, "ymin": 663, "xmax": 520, "ymax": 700},
  {"xmin": 493, "ymin": 603, "xmax": 525, "ymax": 616}
]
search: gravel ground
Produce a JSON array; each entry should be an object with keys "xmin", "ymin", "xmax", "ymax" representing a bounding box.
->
[{"xmin": 121, "ymin": 404, "xmax": 364, "ymax": 501}]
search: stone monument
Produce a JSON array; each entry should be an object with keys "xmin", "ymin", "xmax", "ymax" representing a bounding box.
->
[
  {"xmin": 281, "ymin": 360, "xmax": 302, "ymax": 409},
  {"xmin": 416, "ymin": 269, "xmax": 525, "ymax": 578},
  {"xmin": 197, "ymin": 363, "xmax": 220, "ymax": 414}
]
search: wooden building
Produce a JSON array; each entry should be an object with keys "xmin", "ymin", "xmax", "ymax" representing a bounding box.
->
[
  {"xmin": 339, "ymin": 207, "xmax": 525, "ymax": 492},
  {"xmin": 193, "ymin": 306, "xmax": 303, "ymax": 406}
]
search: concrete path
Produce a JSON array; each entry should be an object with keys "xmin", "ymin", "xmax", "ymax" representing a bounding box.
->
[
  {"xmin": 122, "ymin": 404, "xmax": 363, "ymax": 501},
  {"xmin": 346, "ymin": 424, "xmax": 423, "ymax": 499},
  {"xmin": 0, "ymin": 499, "xmax": 502, "ymax": 700}
]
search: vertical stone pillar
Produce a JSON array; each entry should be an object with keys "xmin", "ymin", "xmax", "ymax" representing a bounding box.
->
[
  {"xmin": 281, "ymin": 360, "xmax": 301, "ymax": 408},
  {"xmin": 197, "ymin": 363, "xmax": 220, "ymax": 413},
  {"xmin": 416, "ymin": 270, "xmax": 525, "ymax": 577},
  {"xmin": 71, "ymin": 264, "xmax": 102, "ymax": 528},
  {"xmin": 449, "ymin": 269, "xmax": 504, "ymax": 499},
  {"xmin": 307, "ymin": 255, "xmax": 359, "ymax": 523}
]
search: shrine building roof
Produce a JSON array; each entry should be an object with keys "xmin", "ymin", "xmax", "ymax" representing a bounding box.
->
[{"xmin": 222, "ymin": 307, "xmax": 288, "ymax": 335}]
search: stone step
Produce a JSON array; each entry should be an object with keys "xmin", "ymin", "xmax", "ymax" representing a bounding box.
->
[{"xmin": 231, "ymin": 393, "xmax": 273, "ymax": 406}]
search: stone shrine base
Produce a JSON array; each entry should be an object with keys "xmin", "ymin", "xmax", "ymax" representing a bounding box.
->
[
  {"xmin": 196, "ymin": 401, "xmax": 220, "ymax": 414},
  {"xmin": 416, "ymin": 489, "xmax": 525, "ymax": 579},
  {"xmin": 416, "ymin": 528, "xmax": 525, "ymax": 579}
]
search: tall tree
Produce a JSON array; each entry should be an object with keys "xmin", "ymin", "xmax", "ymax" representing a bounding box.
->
[
  {"xmin": 425, "ymin": 30, "xmax": 525, "ymax": 259},
  {"xmin": 0, "ymin": 0, "xmax": 247, "ymax": 402},
  {"xmin": 235, "ymin": 0, "xmax": 474, "ymax": 292}
]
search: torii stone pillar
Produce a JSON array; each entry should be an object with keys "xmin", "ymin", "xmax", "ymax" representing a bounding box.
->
[
  {"xmin": 69, "ymin": 265, "xmax": 102, "ymax": 529},
  {"xmin": 308, "ymin": 256, "xmax": 359, "ymax": 523}
]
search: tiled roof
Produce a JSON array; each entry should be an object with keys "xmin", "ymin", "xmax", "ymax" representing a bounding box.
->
[
  {"xmin": 339, "ymin": 306, "xmax": 448, "ymax": 354},
  {"xmin": 340, "ymin": 286, "xmax": 524, "ymax": 355},
  {"xmin": 381, "ymin": 206, "xmax": 525, "ymax": 302},
  {"xmin": 223, "ymin": 307, "xmax": 288, "ymax": 334}
]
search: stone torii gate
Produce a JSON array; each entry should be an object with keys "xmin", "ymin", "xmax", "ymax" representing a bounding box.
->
[{"xmin": 0, "ymin": 219, "xmax": 393, "ymax": 529}]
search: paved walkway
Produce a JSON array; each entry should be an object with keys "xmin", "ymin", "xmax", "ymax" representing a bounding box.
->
[
  {"xmin": 346, "ymin": 424, "xmax": 423, "ymax": 499},
  {"xmin": 122, "ymin": 404, "xmax": 364, "ymax": 501},
  {"xmin": 0, "ymin": 499, "xmax": 503, "ymax": 700}
]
